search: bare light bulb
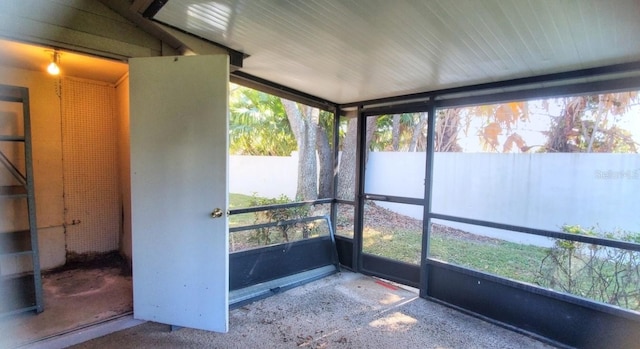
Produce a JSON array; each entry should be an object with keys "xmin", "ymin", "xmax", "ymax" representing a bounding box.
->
[
  {"xmin": 47, "ymin": 61, "xmax": 60, "ymax": 75},
  {"xmin": 47, "ymin": 51, "xmax": 60, "ymax": 75}
]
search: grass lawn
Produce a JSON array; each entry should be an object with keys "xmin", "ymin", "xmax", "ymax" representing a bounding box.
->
[
  {"xmin": 229, "ymin": 193, "xmax": 255, "ymax": 208},
  {"xmin": 362, "ymin": 226, "xmax": 549, "ymax": 284},
  {"xmin": 362, "ymin": 227, "xmax": 422, "ymax": 264},
  {"xmin": 229, "ymin": 193, "xmax": 261, "ymax": 250},
  {"xmin": 229, "ymin": 193, "xmax": 257, "ymax": 227},
  {"xmin": 429, "ymin": 234, "xmax": 548, "ymax": 284}
]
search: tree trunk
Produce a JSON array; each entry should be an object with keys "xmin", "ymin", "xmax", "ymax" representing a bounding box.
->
[
  {"xmin": 584, "ymin": 97, "xmax": 605, "ymax": 153},
  {"xmin": 281, "ymin": 99, "xmax": 318, "ymax": 200},
  {"xmin": 316, "ymin": 124, "xmax": 333, "ymax": 199},
  {"xmin": 392, "ymin": 114, "xmax": 401, "ymax": 151},
  {"xmin": 365, "ymin": 116, "xmax": 377, "ymax": 162},
  {"xmin": 434, "ymin": 109, "xmax": 461, "ymax": 152},
  {"xmin": 409, "ymin": 112, "xmax": 429, "ymax": 152},
  {"xmin": 337, "ymin": 116, "xmax": 376, "ymax": 200},
  {"xmin": 337, "ymin": 117, "xmax": 358, "ymax": 200}
]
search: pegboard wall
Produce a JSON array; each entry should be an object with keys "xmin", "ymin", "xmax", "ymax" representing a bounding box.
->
[{"xmin": 61, "ymin": 78, "xmax": 121, "ymax": 254}]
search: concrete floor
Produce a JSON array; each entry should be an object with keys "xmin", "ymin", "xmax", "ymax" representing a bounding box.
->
[
  {"xmin": 0, "ymin": 264, "xmax": 132, "ymax": 348},
  {"xmin": 68, "ymin": 272, "xmax": 556, "ymax": 349}
]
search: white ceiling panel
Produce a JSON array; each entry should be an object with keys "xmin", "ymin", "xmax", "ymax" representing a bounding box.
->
[{"xmin": 153, "ymin": 0, "xmax": 640, "ymax": 104}]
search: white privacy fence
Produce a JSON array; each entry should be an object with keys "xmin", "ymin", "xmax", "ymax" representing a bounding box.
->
[
  {"xmin": 230, "ymin": 153, "xmax": 640, "ymax": 243},
  {"xmin": 368, "ymin": 152, "xmax": 640, "ymax": 245},
  {"xmin": 230, "ymin": 154, "xmax": 298, "ymax": 199}
]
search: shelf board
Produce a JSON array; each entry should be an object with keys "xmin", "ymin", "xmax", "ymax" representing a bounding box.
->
[
  {"xmin": 0, "ymin": 135, "xmax": 25, "ymax": 142},
  {"xmin": 0, "ymin": 274, "xmax": 37, "ymax": 316},
  {"xmin": 0, "ymin": 185, "xmax": 28, "ymax": 197},
  {"xmin": 0, "ymin": 230, "xmax": 32, "ymax": 255}
]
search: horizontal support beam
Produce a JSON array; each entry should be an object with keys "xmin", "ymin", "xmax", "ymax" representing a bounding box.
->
[
  {"xmin": 429, "ymin": 213, "xmax": 640, "ymax": 252},
  {"xmin": 229, "ymin": 198, "xmax": 332, "ymax": 216}
]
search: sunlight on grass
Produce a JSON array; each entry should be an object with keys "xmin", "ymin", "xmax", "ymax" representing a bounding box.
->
[
  {"xmin": 429, "ymin": 233, "xmax": 548, "ymax": 283},
  {"xmin": 363, "ymin": 228, "xmax": 422, "ymax": 265},
  {"xmin": 363, "ymin": 228, "xmax": 383, "ymax": 248}
]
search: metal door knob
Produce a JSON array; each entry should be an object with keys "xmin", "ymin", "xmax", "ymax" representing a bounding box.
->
[{"xmin": 211, "ymin": 208, "xmax": 223, "ymax": 218}]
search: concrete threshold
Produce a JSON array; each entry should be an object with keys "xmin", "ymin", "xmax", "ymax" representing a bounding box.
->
[{"xmin": 20, "ymin": 314, "xmax": 144, "ymax": 349}]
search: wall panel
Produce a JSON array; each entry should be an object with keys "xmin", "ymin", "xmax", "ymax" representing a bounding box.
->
[{"xmin": 62, "ymin": 77, "xmax": 120, "ymax": 254}]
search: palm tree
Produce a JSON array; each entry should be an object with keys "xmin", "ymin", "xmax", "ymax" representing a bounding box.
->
[{"xmin": 229, "ymin": 84, "xmax": 296, "ymax": 156}]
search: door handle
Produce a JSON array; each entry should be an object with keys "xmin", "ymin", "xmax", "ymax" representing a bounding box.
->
[{"xmin": 211, "ymin": 208, "xmax": 224, "ymax": 218}]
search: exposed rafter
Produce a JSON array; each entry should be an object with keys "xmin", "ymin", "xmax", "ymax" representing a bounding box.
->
[{"xmin": 99, "ymin": 0, "xmax": 245, "ymax": 69}]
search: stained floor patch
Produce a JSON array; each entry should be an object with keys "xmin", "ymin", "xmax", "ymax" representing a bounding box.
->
[{"xmin": 0, "ymin": 261, "xmax": 132, "ymax": 348}]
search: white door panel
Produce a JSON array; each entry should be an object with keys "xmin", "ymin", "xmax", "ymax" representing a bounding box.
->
[{"xmin": 129, "ymin": 55, "xmax": 229, "ymax": 332}]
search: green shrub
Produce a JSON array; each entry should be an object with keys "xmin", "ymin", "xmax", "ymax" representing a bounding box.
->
[
  {"xmin": 248, "ymin": 194, "xmax": 312, "ymax": 245},
  {"xmin": 536, "ymin": 225, "xmax": 640, "ymax": 311}
]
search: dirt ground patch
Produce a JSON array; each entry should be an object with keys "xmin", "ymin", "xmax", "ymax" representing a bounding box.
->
[{"xmin": 338, "ymin": 201, "xmax": 500, "ymax": 244}]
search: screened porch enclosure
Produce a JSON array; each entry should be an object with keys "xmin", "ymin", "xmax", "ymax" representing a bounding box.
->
[
  {"xmin": 1, "ymin": 0, "xmax": 640, "ymax": 347},
  {"xmin": 226, "ymin": 71, "xmax": 640, "ymax": 348},
  {"xmin": 338, "ymin": 79, "xmax": 640, "ymax": 349}
]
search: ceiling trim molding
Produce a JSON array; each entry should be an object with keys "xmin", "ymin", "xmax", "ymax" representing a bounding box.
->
[
  {"xmin": 342, "ymin": 61, "xmax": 640, "ymax": 109},
  {"xmin": 434, "ymin": 75, "xmax": 640, "ymax": 110},
  {"xmin": 231, "ymin": 71, "xmax": 337, "ymax": 112}
]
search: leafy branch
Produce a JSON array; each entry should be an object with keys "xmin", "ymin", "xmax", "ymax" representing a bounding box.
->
[{"xmin": 537, "ymin": 225, "xmax": 640, "ymax": 310}]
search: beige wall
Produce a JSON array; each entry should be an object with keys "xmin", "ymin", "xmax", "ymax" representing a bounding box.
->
[
  {"xmin": 0, "ymin": 66, "xmax": 66, "ymax": 271},
  {"xmin": 1, "ymin": 65, "xmax": 127, "ymax": 272}
]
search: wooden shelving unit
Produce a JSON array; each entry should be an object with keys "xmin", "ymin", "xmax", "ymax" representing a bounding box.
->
[{"xmin": 0, "ymin": 84, "xmax": 43, "ymax": 316}]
